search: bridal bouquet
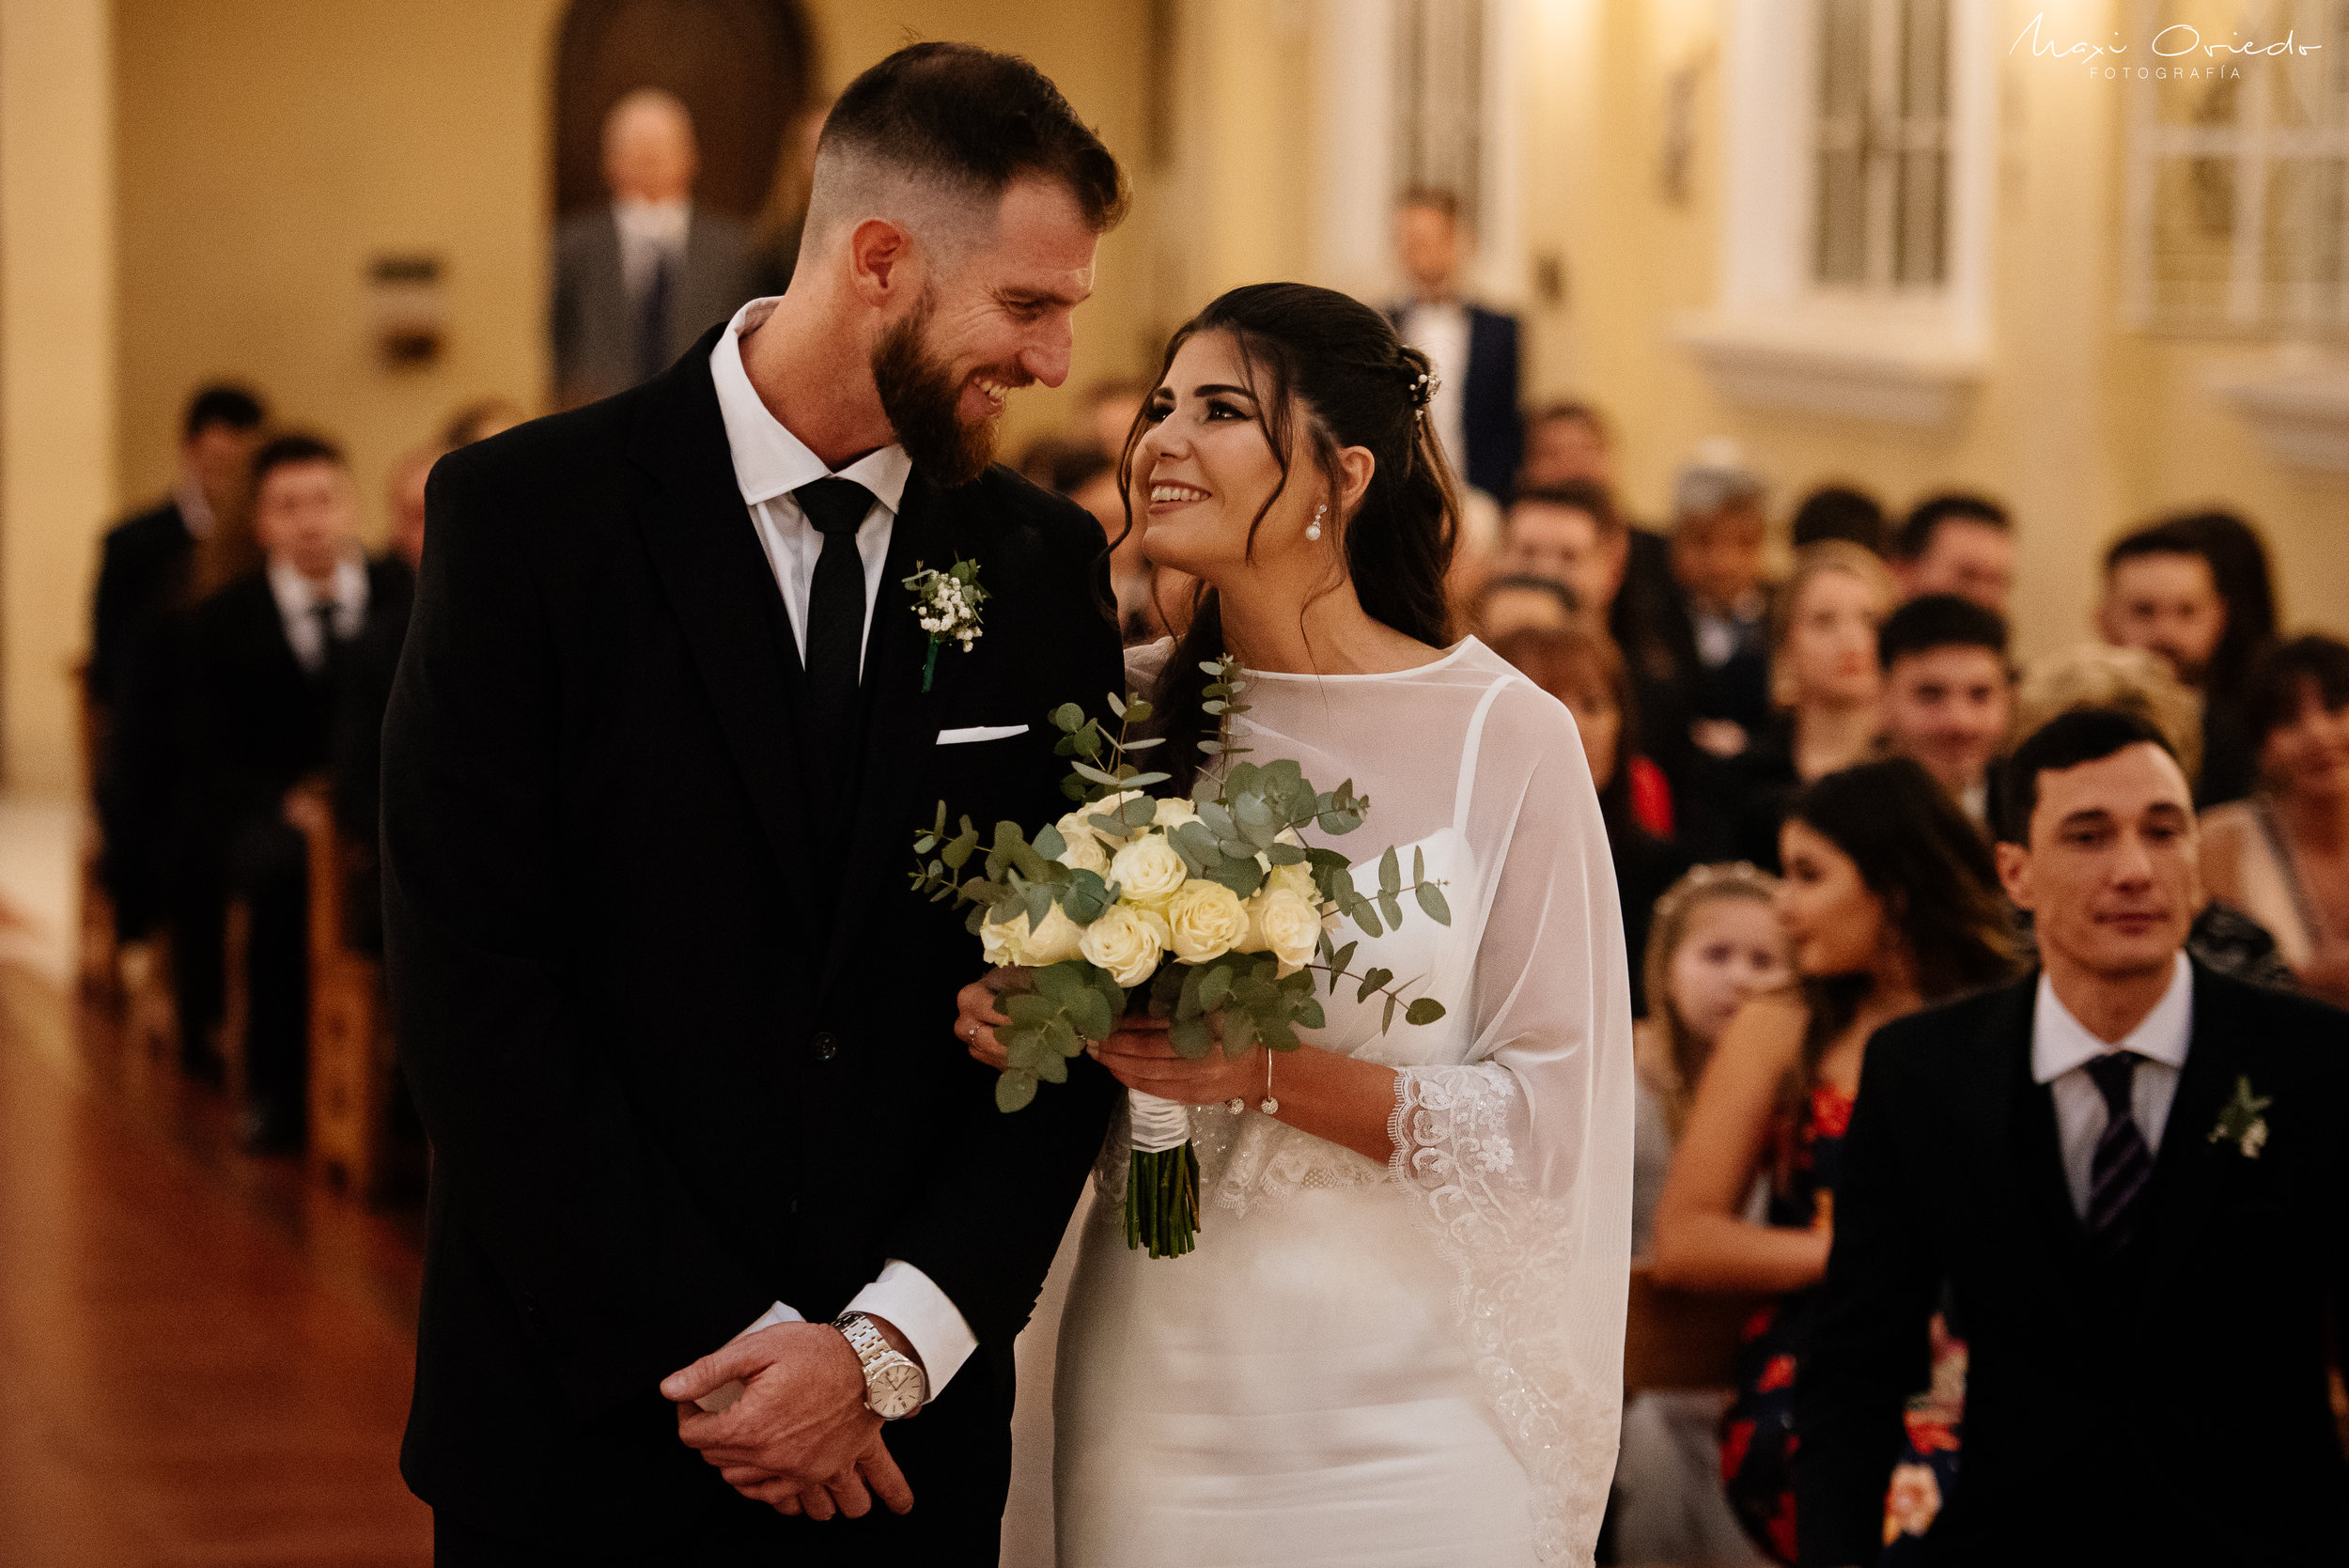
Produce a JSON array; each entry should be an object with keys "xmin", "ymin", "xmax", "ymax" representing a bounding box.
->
[{"xmin": 910, "ymin": 657, "xmax": 1450, "ymax": 1258}]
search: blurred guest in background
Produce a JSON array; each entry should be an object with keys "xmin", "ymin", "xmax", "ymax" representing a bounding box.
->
[
  {"xmin": 383, "ymin": 445, "xmax": 437, "ymax": 579},
  {"xmin": 552, "ymin": 88, "xmax": 755, "ymax": 408},
  {"xmin": 2200, "ymin": 634, "xmax": 2349, "ymax": 1003},
  {"xmin": 1494, "ymin": 623, "xmax": 1688, "ymax": 1012},
  {"xmin": 1798, "ymin": 709, "xmax": 2349, "ymax": 1568},
  {"xmin": 1499, "ymin": 481, "xmax": 1620, "ymax": 620},
  {"xmin": 1672, "ymin": 455, "xmax": 1775, "ymax": 755},
  {"xmin": 1790, "ymin": 485, "xmax": 1889, "ymax": 556},
  {"xmin": 2098, "ymin": 520, "xmax": 2259, "ymax": 807},
  {"xmin": 1475, "ymin": 572, "xmax": 1578, "ymax": 642},
  {"xmin": 1703, "ymin": 543, "xmax": 1893, "ymax": 872},
  {"xmin": 1875, "ymin": 595, "xmax": 2012, "ymax": 831},
  {"xmin": 2015, "ymin": 643, "xmax": 2295, "ymax": 992},
  {"xmin": 91, "ymin": 383, "xmax": 268, "ymax": 991},
  {"xmin": 1653, "ymin": 758, "xmax": 2018, "ymax": 1563},
  {"xmin": 1079, "ymin": 376, "xmax": 1148, "ymax": 464},
  {"xmin": 179, "ymin": 434, "xmax": 409, "ymax": 1149},
  {"xmin": 1022, "ymin": 435, "xmax": 1165, "ymax": 644},
  {"xmin": 1389, "ymin": 186, "xmax": 1519, "ymax": 500},
  {"xmin": 441, "ymin": 396, "xmax": 524, "ymax": 450},
  {"xmin": 1617, "ymin": 862, "xmax": 1787, "ymax": 1568},
  {"xmin": 1520, "ymin": 399, "xmax": 1612, "ymax": 489},
  {"xmin": 1890, "ymin": 493, "xmax": 2014, "ymax": 614}
]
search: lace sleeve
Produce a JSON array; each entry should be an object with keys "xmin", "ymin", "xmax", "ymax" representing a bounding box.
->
[{"xmin": 1389, "ymin": 678, "xmax": 1636, "ymax": 1567}]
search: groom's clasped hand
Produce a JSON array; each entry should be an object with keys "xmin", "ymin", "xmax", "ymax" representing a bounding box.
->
[{"xmin": 661, "ymin": 1324, "xmax": 916, "ymax": 1522}]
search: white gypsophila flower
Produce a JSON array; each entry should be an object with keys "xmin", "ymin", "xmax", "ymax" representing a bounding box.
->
[
  {"xmin": 1078, "ymin": 902, "xmax": 1166, "ymax": 988},
  {"xmin": 1165, "ymin": 879, "xmax": 1247, "ymax": 964},
  {"xmin": 1108, "ymin": 833, "xmax": 1190, "ymax": 910}
]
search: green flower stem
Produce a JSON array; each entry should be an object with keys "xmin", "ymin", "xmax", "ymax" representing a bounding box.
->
[
  {"xmin": 922, "ymin": 637, "xmax": 941, "ymax": 692},
  {"xmin": 1126, "ymin": 1143, "xmax": 1201, "ymax": 1258}
]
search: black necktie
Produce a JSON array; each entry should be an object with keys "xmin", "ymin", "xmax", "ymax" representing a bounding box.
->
[
  {"xmin": 794, "ymin": 478, "xmax": 874, "ymax": 771},
  {"xmin": 309, "ymin": 601, "xmax": 341, "ymax": 683},
  {"xmin": 2084, "ymin": 1051, "xmax": 2153, "ymax": 1256},
  {"xmin": 636, "ymin": 250, "xmax": 673, "ymax": 385}
]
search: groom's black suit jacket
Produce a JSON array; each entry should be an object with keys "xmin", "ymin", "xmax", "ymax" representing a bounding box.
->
[
  {"xmin": 381, "ymin": 326, "xmax": 1124, "ymax": 1554},
  {"xmin": 1796, "ymin": 963, "xmax": 2349, "ymax": 1568}
]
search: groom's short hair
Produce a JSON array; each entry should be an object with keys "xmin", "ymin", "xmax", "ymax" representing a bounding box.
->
[{"xmin": 801, "ymin": 42, "xmax": 1127, "ymax": 265}]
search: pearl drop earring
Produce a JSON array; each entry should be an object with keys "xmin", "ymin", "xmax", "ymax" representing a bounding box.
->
[{"xmin": 1306, "ymin": 504, "xmax": 1326, "ymax": 542}]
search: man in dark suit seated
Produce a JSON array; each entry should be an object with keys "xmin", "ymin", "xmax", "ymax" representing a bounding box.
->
[
  {"xmin": 1797, "ymin": 707, "xmax": 2348, "ymax": 1566},
  {"xmin": 89, "ymin": 382, "xmax": 266, "ymax": 1022},
  {"xmin": 1389, "ymin": 187, "xmax": 1520, "ymax": 500},
  {"xmin": 552, "ymin": 87, "xmax": 756, "ymax": 409},
  {"xmin": 179, "ymin": 433, "xmax": 408, "ymax": 1149}
]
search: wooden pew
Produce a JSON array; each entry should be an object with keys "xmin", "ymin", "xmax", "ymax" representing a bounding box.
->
[
  {"xmin": 287, "ymin": 779, "xmax": 398, "ymax": 1201},
  {"xmin": 1624, "ymin": 1265, "xmax": 1762, "ymax": 1394}
]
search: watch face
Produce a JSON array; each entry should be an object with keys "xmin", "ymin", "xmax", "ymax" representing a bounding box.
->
[{"xmin": 870, "ymin": 1360, "xmax": 924, "ymax": 1420}]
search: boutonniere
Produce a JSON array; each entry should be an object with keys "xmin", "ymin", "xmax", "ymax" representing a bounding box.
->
[
  {"xmin": 2207, "ymin": 1075, "xmax": 2271, "ymax": 1159},
  {"xmin": 903, "ymin": 557, "xmax": 988, "ymax": 691}
]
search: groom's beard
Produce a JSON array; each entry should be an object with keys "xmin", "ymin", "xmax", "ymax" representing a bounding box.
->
[{"xmin": 872, "ymin": 298, "xmax": 1001, "ymax": 489}]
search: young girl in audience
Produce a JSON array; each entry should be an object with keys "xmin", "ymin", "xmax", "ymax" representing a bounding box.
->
[
  {"xmin": 1652, "ymin": 757, "xmax": 2020, "ymax": 1564},
  {"xmin": 1703, "ymin": 541, "xmax": 1895, "ymax": 871},
  {"xmin": 1615, "ymin": 863, "xmax": 1788, "ymax": 1568}
]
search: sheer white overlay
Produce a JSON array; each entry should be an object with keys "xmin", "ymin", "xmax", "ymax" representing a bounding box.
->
[{"xmin": 1038, "ymin": 638, "xmax": 1635, "ymax": 1566}]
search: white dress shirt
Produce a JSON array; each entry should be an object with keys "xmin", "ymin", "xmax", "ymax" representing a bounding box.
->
[
  {"xmin": 266, "ymin": 553, "xmax": 371, "ymax": 674},
  {"xmin": 702, "ymin": 297, "xmax": 975, "ymax": 1403},
  {"xmin": 173, "ymin": 468, "xmax": 217, "ymax": 541},
  {"xmin": 710, "ymin": 298, "xmax": 910, "ymax": 680},
  {"xmin": 1398, "ymin": 298, "xmax": 1470, "ymax": 486},
  {"xmin": 2031, "ymin": 952, "xmax": 2193, "ymax": 1220},
  {"xmin": 613, "ymin": 196, "xmax": 691, "ymax": 302}
]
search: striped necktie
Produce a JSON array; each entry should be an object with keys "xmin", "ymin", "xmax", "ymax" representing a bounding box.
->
[{"xmin": 2084, "ymin": 1051, "xmax": 2152, "ymax": 1255}]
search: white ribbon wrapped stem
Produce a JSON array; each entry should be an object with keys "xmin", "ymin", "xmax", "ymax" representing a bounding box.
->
[{"xmin": 1127, "ymin": 1089, "xmax": 1192, "ymax": 1154}]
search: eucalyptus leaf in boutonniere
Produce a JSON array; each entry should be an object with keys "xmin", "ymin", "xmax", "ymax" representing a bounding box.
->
[
  {"xmin": 2207, "ymin": 1074, "xmax": 2271, "ymax": 1159},
  {"xmin": 904, "ymin": 556, "xmax": 988, "ymax": 691}
]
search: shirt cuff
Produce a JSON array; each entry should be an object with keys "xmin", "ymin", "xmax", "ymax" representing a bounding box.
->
[{"xmin": 847, "ymin": 1259, "xmax": 978, "ymax": 1402}]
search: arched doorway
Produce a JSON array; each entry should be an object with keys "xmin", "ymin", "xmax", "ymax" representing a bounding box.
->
[{"xmin": 551, "ymin": 0, "xmax": 816, "ymax": 222}]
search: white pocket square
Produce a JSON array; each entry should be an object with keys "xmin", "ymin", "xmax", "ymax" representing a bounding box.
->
[{"xmin": 936, "ymin": 724, "xmax": 1030, "ymax": 745}]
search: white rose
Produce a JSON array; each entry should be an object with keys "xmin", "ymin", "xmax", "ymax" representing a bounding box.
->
[
  {"xmin": 1108, "ymin": 833, "xmax": 1190, "ymax": 910},
  {"xmin": 1265, "ymin": 860, "xmax": 1318, "ymax": 903},
  {"xmin": 1248, "ymin": 887, "xmax": 1323, "ymax": 976},
  {"xmin": 1051, "ymin": 815, "xmax": 1112, "ymax": 876},
  {"xmin": 1021, "ymin": 901, "xmax": 1085, "ymax": 967},
  {"xmin": 978, "ymin": 908, "xmax": 1028, "ymax": 968},
  {"xmin": 1078, "ymin": 902, "xmax": 1166, "ymax": 988},
  {"xmin": 1165, "ymin": 879, "xmax": 1248, "ymax": 965},
  {"xmin": 1153, "ymin": 797, "xmax": 1200, "ymax": 831}
]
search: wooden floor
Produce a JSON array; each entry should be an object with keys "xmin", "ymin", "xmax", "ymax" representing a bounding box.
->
[{"xmin": 0, "ymin": 965, "xmax": 431, "ymax": 1566}]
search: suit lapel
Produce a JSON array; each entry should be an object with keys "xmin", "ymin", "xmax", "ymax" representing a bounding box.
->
[
  {"xmin": 626, "ymin": 333, "xmax": 817, "ymax": 934},
  {"xmin": 2137, "ymin": 963, "xmax": 2237, "ymax": 1264},
  {"xmin": 814, "ymin": 473, "xmax": 965, "ymax": 1006}
]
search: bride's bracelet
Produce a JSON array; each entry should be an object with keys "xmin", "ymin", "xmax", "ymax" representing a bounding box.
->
[{"xmin": 1226, "ymin": 1051, "xmax": 1280, "ymax": 1118}]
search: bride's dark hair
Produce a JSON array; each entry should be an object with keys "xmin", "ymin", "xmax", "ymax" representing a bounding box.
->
[{"xmin": 1115, "ymin": 282, "xmax": 1461, "ymax": 789}]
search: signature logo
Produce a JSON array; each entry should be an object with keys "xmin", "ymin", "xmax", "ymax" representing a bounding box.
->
[{"xmin": 2011, "ymin": 10, "xmax": 2324, "ymax": 73}]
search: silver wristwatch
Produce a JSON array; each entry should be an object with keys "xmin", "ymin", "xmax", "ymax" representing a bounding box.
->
[{"xmin": 832, "ymin": 1311, "xmax": 926, "ymax": 1420}]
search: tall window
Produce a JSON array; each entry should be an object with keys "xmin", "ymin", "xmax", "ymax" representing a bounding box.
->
[
  {"xmin": 1393, "ymin": 0, "xmax": 1486, "ymax": 221},
  {"xmin": 2123, "ymin": 0, "xmax": 2349, "ymax": 336},
  {"xmin": 1813, "ymin": 0, "xmax": 1952, "ymax": 290}
]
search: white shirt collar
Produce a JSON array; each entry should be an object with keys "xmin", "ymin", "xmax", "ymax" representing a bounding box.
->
[
  {"xmin": 172, "ymin": 469, "xmax": 216, "ymax": 541},
  {"xmin": 613, "ymin": 196, "xmax": 691, "ymax": 246},
  {"xmin": 2031, "ymin": 951, "xmax": 2193, "ymax": 1085},
  {"xmin": 266, "ymin": 551, "xmax": 368, "ymax": 616},
  {"xmin": 709, "ymin": 298, "xmax": 912, "ymax": 511}
]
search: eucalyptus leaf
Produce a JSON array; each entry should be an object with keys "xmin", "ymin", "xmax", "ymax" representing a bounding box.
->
[
  {"xmin": 1197, "ymin": 800, "xmax": 1237, "ymax": 841},
  {"xmin": 1122, "ymin": 736, "xmax": 1164, "ymax": 751},
  {"xmin": 1415, "ymin": 881, "xmax": 1452, "ymax": 926},
  {"xmin": 1004, "ymin": 992, "xmax": 1059, "ymax": 1028},
  {"xmin": 995, "ymin": 1069, "xmax": 1037, "ymax": 1113},
  {"xmin": 1050, "ymin": 703, "xmax": 1085, "ymax": 734},
  {"xmin": 1042, "ymin": 1015, "xmax": 1078, "ymax": 1059},
  {"xmin": 1107, "ymin": 691, "xmax": 1127, "ymax": 718},
  {"xmin": 1356, "ymin": 967, "xmax": 1394, "ymax": 1003},
  {"xmin": 1065, "ymin": 985, "xmax": 1113, "ymax": 1042},
  {"xmin": 1198, "ymin": 963, "xmax": 1235, "ymax": 1011},
  {"xmin": 1070, "ymin": 761, "xmax": 1119, "ymax": 786},
  {"xmin": 1379, "ymin": 846, "xmax": 1401, "ymax": 896},
  {"xmin": 913, "ymin": 834, "xmax": 938, "ymax": 855},
  {"xmin": 1295, "ymin": 997, "xmax": 1327, "ymax": 1031},
  {"xmin": 1003, "ymin": 1032, "xmax": 1044, "ymax": 1071},
  {"xmin": 1206, "ymin": 856, "xmax": 1267, "ymax": 899},
  {"xmin": 1405, "ymin": 998, "xmax": 1447, "ymax": 1026},
  {"xmin": 1265, "ymin": 842, "xmax": 1307, "ymax": 865},
  {"xmin": 1257, "ymin": 1014, "xmax": 1299, "ymax": 1052},
  {"xmin": 1125, "ymin": 700, "xmax": 1153, "ymax": 724},
  {"xmin": 1379, "ymin": 892, "xmax": 1404, "ymax": 929},
  {"xmin": 1168, "ymin": 1011, "xmax": 1214, "ymax": 1058},
  {"xmin": 1035, "ymin": 1050, "xmax": 1068, "ymax": 1084},
  {"xmin": 1177, "ymin": 962, "xmax": 1208, "ymax": 1020},
  {"xmin": 1033, "ymin": 822, "xmax": 1067, "ymax": 861},
  {"xmin": 1382, "ymin": 993, "xmax": 1398, "ymax": 1032},
  {"xmin": 1326, "ymin": 940, "xmax": 1359, "ymax": 993},
  {"xmin": 1221, "ymin": 1006, "xmax": 1258, "ymax": 1054}
]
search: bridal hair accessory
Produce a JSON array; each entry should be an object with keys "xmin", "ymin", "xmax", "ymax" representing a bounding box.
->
[
  {"xmin": 902, "ymin": 556, "xmax": 988, "ymax": 691},
  {"xmin": 908, "ymin": 653, "xmax": 1453, "ymax": 1258},
  {"xmin": 1306, "ymin": 504, "xmax": 1326, "ymax": 542}
]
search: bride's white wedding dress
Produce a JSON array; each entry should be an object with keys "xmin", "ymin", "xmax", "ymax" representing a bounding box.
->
[{"xmin": 1037, "ymin": 638, "xmax": 1634, "ymax": 1567}]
